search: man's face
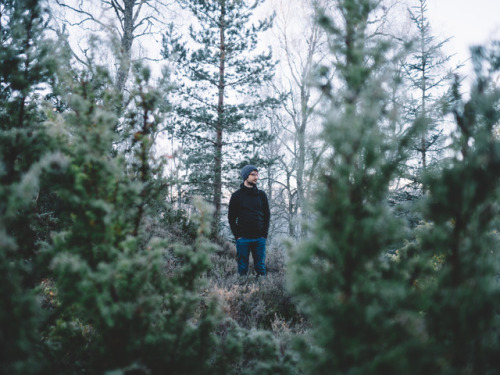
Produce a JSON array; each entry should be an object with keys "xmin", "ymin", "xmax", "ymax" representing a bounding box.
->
[{"xmin": 246, "ymin": 171, "xmax": 259, "ymax": 186}]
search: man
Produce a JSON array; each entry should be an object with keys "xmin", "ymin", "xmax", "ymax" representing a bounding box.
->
[{"xmin": 228, "ymin": 164, "xmax": 270, "ymax": 276}]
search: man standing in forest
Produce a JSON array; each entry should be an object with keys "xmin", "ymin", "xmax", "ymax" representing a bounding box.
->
[{"xmin": 228, "ymin": 165, "xmax": 270, "ymax": 276}]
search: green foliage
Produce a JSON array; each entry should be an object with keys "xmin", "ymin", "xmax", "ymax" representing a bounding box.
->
[
  {"xmin": 1, "ymin": 1, "xmax": 60, "ymax": 372},
  {"xmin": 35, "ymin": 52, "xmax": 221, "ymax": 373},
  {"xmin": 413, "ymin": 45, "xmax": 500, "ymax": 373},
  {"xmin": 0, "ymin": 228, "xmax": 45, "ymax": 374},
  {"xmin": 0, "ymin": 0, "xmax": 59, "ymax": 263},
  {"xmin": 213, "ymin": 318, "xmax": 300, "ymax": 375}
]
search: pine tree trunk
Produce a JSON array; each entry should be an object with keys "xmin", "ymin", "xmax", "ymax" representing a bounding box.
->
[
  {"xmin": 419, "ymin": 0, "xmax": 428, "ymax": 193},
  {"xmin": 213, "ymin": 0, "xmax": 226, "ymax": 236}
]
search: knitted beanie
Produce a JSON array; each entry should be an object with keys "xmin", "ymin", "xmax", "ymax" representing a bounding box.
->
[{"xmin": 241, "ymin": 164, "xmax": 258, "ymax": 181}]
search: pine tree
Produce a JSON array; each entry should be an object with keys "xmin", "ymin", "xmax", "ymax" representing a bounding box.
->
[
  {"xmin": 288, "ymin": 1, "xmax": 426, "ymax": 373},
  {"xmin": 402, "ymin": 0, "xmax": 455, "ymax": 194},
  {"xmin": 0, "ymin": 0, "xmax": 59, "ymax": 372},
  {"xmin": 0, "ymin": 0, "xmax": 59, "ymax": 264},
  {"xmin": 39, "ymin": 51, "xmax": 220, "ymax": 374},
  {"xmin": 163, "ymin": 0, "xmax": 277, "ymax": 235},
  {"xmin": 414, "ymin": 43, "xmax": 500, "ymax": 374}
]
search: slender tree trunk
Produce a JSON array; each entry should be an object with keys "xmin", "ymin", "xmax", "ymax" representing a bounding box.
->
[
  {"xmin": 133, "ymin": 106, "xmax": 151, "ymax": 236},
  {"xmin": 267, "ymin": 164, "xmax": 273, "ymax": 202},
  {"xmin": 213, "ymin": 0, "xmax": 226, "ymax": 236},
  {"xmin": 296, "ymin": 84, "xmax": 308, "ymax": 238},
  {"xmin": 286, "ymin": 171, "xmax": 295, "ymax": 238},
  {"xmin": 116, "ymin": 0, "xmax": 135, "ymax": 93},
  {"xmin": 419, "ymin": 0, "xmax": 428, "ymax": 193}
]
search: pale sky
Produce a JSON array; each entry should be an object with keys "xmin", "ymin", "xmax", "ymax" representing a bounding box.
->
[{"xmin": 426, "ymin": 0, "xmax": 500, "ymax": 77}]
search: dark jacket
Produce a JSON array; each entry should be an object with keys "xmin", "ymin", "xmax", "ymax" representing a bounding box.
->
[{"xmin": 228, "ymin": 183, "xmax": 270, "ymax": 239}]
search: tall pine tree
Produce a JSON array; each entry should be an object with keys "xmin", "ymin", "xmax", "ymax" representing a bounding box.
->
[
  {"xmin": 163, "ymin": 0, "xmax": 276, "ymax": 235},
  {"xmin": 402, "ymin": 0, "xmax": 455, "ymax": 194},
  {"xmin": 288, "ymin": 1, "xmax": 426, "ymax": 373}
]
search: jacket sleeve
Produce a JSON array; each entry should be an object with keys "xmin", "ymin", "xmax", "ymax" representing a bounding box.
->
[
  {"xmin": 261, "ymin": 191, "xmax": 270, "ymax": 238},
  {"xmin": 228, "ymin": 193, "xmax": 240, "ymax": 239}
]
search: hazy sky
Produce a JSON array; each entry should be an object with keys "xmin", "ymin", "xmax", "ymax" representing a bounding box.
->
[{"xmin": 426, "ymin": 0, "xmax": 500, "ymax": 76}]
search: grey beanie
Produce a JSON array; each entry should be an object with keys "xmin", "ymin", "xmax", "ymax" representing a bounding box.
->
[{"xmin": 241, "ymin": 164, "xmax": 258, "ymax": 181}]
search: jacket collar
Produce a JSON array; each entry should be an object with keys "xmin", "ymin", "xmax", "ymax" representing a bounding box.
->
[{"xmin": 240, "ymin": 182, "xmax": 259, "ymax": 195}]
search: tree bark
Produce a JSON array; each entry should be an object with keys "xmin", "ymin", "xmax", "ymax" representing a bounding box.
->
[
  {"xmin": 213, "ymin": 0, "xmax": 226, "ymax": 236},
  {"xmin": 419, "ymin": 0, "xmax": 428, "ymax": 185},
  {"xmin": 115, "ymin": 0, "xmax": 135, "ymax": 93}
]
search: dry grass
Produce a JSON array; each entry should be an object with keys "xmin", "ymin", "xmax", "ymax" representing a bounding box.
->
[{"xmin": 206, "ymin": 240, "xmax": 306, "ymax": 332}]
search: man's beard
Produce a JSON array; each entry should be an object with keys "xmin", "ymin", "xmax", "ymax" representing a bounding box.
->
[{"xmin": 247, "ymin": 181, "xmax": 256, "ymax": 186}]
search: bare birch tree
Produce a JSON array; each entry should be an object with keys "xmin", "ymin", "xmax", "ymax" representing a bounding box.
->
[
  {"xmin": 49, "ymin": 0, "xmax": 173, "ymax": 92},
  {"xmin": 268, "ymin": 0, "xmax": 329, "ymax": 238}
]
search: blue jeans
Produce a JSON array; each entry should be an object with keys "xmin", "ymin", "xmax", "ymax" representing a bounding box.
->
[{"xmin": 236, "ymin": 237, "xmax": 266, "ymax": 276}]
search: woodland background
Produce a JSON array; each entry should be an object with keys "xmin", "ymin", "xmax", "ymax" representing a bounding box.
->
[{"xmin": 2, "ymin": 0, "xmax": 500, "ymax": 374}]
